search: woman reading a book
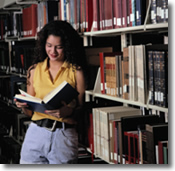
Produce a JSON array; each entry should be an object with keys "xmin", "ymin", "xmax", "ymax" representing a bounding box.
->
[{"xmin": 14, "ymin": 20, "xmax": 87, "ymax": 164}]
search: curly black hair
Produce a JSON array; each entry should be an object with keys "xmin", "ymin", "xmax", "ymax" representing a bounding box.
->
[{"xmin": 28, "ymin": 20, "xmax": 88, "ymax": 81}]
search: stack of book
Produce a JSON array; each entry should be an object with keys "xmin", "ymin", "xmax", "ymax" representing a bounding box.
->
[
  {"xmin": 99, "ymin": 44, "xmax": 168, "ymax": 107},
  {"xmin": 90, "ymin": 105, "xmax": 168, "ymax": 164},
  {"xmin": 92, "ymin": 106, "xmax": 141, "ymax": 163}
]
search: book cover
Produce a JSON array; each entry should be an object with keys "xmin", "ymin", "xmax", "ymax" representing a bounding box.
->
[
  {"xmin": 131, "ymin": 0, "xmax": 136, "ymax": 26},
  {"xmin": 22, "ymin": 4, "xmax": 38, "ymax": 37},
  {"xmin": 99, "ymin": 0, "xmax": 105, "ymax": 30},
  {"xmin": 94, "ymin": 106, "xmax": 141, "ymax": 162},
  {"xmin": 92, "ymin": 0, "xmax": 100, "ymax": 31},
  {"xmin": 136, "ymin": 0, "xmax": 146, "ymax": 25},
  {"xmin": 122, "ymin": 47, "xmax": 129, "ymax": 100},
  {"xmin": 121, "ymin": 115, "xmax": 160, "ymax": 163},
  {"xmin": 146, "ymin": 123, "xmax": 168, "ymax": 164},
  {"xmin": 47, "ymin": 0, "xmax": 59, "ymax": 22},
  {"xmin": 124, "ymin": 130, "xmax": 139, "ymax": 164},
  {"xmin": 99, "ymin": 51, "xmax": 121, "ymax": 94},
  {"xmin": 135, "ymin": 45, "xmax": 147, "ymax": 104},
  {"xmin": 113, "ymin": 0, "xmax": 122, "ymax": 29},
  {"xmin": 148, "ymin": 50, "xmax": 155, "ymax": 105},
  {"xmin": 158, "ymin": 140, "xmax": 168, "ymax": 164},
  {"xmin": 151, "ymin": 0, "xmax": 157, "ymax": 24},
  {"xmin": 14, "ymin": 81, "xmax": 79, "ymax": 113},
  {"xmin": 85, "ymin": 0, "xmax": 93, "ymax": 32},
  {"xmin": 103, "ymin": 0, "xmax": 113, "ymax": 30},
  {"xmin": 122, "ymin": 0, "xmax": 127, "ymax": 27}
]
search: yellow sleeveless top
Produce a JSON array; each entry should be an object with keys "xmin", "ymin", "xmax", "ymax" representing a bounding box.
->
[{"xmin": 31, "ymin": 58, "xmax": 77, "ymax": 124}]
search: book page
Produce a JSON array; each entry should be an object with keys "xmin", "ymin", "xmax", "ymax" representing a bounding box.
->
[
  {"xmin": 18, "ymin": 89, "xmax": 41, "ymax": 102},
  {"xmin": 19, "ymin": 89, "xmax": 34, "ymax": 98},
  {"xmin": 43, "ymin": 80, "xmax": 67, "ymax": 103},
  {"xmin": 15, "ymin": 94, "xmax": 42, "ymax": 103}
]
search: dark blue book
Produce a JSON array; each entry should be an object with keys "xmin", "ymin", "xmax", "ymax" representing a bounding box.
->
[
  {"xmin": 136, "ymin": 0, "xmax": 146, "ymax": 25},
  {"xmin": 14, "ymin": 81, "xmax": 79, "ymax": 113}
]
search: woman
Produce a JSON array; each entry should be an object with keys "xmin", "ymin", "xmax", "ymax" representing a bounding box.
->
[{"xmin": 14, "ymin": 20, "xmax": 87, "ymax": 164}]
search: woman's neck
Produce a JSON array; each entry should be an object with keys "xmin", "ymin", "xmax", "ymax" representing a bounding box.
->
[{"xmin": 48, "ymin": 59, "xmax": 64, "ymax": 70}]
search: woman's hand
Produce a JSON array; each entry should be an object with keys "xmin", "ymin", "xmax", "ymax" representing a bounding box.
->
[
  {"xmin": 45, "ymin": 101, "xmax": 73, "ymax": 119},
  {"xmin": 14, "ymin": 97, "xmax": 28, "ymax": 109},
  {"xmin": 14, "ymin": 97, "xmax": 33, "ymax": 117}
]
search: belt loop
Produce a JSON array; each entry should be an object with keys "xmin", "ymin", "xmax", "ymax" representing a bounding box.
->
[{"xmin": 62, "ymin": 122, "xmax": 65, "ymax": 130}]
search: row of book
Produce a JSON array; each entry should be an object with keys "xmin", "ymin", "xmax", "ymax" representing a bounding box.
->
[
  {"xmin": 147, "ymin": 47, "xmax": 168, "ymax": 107},
  {"xmin": 10, "ymin": 41, "xmax": 35, "ymax": 75},
  {"xmin": 99, "ymin": 44, "xmax": 168, "ymax": 108},
  {"xmin": 88, "ymin": 105, "xmax": 168, "ymax": 164},
  {"xmin": 0, "ymin": 0, "xmax": 168, "ymax": 40},
  {"xmin": 59, "ymin": 0, "xmax": 168, "ymax": 31},
  {"xmin": 0, "ymin": 43, "xmax": 9, "ymax": 72},
  {"xmin": 0, "ymin": 75, "xmax": 26, "ymax": 105},
  {"xmin": 0, "ymin": 1, "xmax": 59, "ymax": 40},
  {"xmin": 151, "ymin": 0, "xmax": 168, "ymax": 24},
  {"xmin": 0, "ymin": 41, "xmax": 35, "ymax": 74},
  {"xmin": 0, "ymin": 101, "xmax": 32, "ymax": 164}
]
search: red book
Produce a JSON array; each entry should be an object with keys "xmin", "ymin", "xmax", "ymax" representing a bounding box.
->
[
  {"xmin": 134, "ymin": 133, "xmax": 140, "ymax": 164},
  {"xmin": 124, "ymin": 131, "xmax": 130, "ymax": 164},
  {"xmin": 99, "ymin": 0, "xmax": 105, "ymax": 30},
  {"xmin": 124, "ymin": 131, "xmax": 139, "ymax": 164},
  {"xmin": 122, "ymin": 0, "xmax": 127, "ymax": 27},
  {"xmin": 158, "ymin": 141, "xmax": 168, "ymax": 164},
  {"xmin": 103, "ymin": 0, "xmax": 113, "ymax": 30},
  {"xmin": 127, "ymin": 0, "xmax": 130, "ymax": 27},
  {"xmin": 129, "ymin": 0, "xmax": 132, "ymax": 27},
  {"xmin": 92, "ymin": 0, "xmax": 100, "ymax": 31},
  {"xmin": 80, "ymin": 0, "xmax": 86, "ymax": 32},
  {"xmin": 22, "ymin": 4, "xmax": 38, "ymax": 37},
  {"xmin": 99, "ymin": 52, "xmax": 107, "ymax": 94},
  {"xmin": 22, "ymin": 6, "xmax": 29, "ymax": 37},
  {"xmin": 99, "ymin": 52, "xmax": 122, "ymax": 94},
  {"xmin": 113, "ymin": 0, "xmax": 122, "ymax": 29},
  {"xmin": 85, "ymin": 0, "xmax": 93, "ymax": 32},
  {"xmin": 158, "ymin": 141, "xmax": 164, "ymax": 164},
  {"xmin": 88, "ymin": 113, "xmax": 94, "ymax": 162}
]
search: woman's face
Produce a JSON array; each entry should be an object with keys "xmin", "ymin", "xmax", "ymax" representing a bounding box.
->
[{"xmin": 45, "ymin": 35, "xmax": 64, "ymax": 62}]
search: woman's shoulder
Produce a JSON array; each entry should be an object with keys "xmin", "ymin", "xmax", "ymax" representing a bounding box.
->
[{"xmin": 27, "ymin": 64, "xmax": 37, "ymax": 77}]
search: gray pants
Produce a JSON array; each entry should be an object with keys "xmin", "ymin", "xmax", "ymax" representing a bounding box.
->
[{"xmin": 20, "ymin": 122, "xmax": 78, "ymax": 164}]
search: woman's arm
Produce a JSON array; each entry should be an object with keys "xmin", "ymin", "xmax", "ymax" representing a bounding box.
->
[{"xmin": 75, "ymin": 69, "xmax": 86, "ymax": 107}]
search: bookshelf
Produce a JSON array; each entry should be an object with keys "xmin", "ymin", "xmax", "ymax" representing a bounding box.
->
[
  {"xmin": 84, "ymin": 23, "xmax": 168, "ymax": 36},
  {"xmin": 0, "ymin": 0, "xmax": 168, "ymax": 164},
  {"xmin": 86, "ymin": 90, "xmax": 168, "ymax": 113}
]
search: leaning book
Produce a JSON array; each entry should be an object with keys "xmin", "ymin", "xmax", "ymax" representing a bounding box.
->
[{"xmin": 14, "ymin": 81, "xmax": 79, "ymax": 113}]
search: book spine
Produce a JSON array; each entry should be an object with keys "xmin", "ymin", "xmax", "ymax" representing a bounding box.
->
[
  {"xmin": 123, "ymin": 48, "xmax": 129, "ymax": 100},
  {"xmin": 148, "ymin": 51, "xmax": 155, "ymax": 105},
  {"xmin": 151, "ymin": 0, "xmax": 157, "ymax": 24},
  {"xmin": 136, "ymin": 0, "xmax": 141, "ymax": 25},
  {"xmin": 99, "ymin": 52, "xmax": 105, "ymax": 94},
  {"xmin": 131, "ymin": 0, "xmax": 136, "ymax": 26},
  {"xmin": 113, "ymin": 0, "xmax": 122, "ymax": 29},
  {"xmin": 122, "ymin": 0, "xmax": 127, "ymax": 27},
  {"xmin": 104, "ymin": 0, "xmax": 113, "ymax": 30},
  {"xmin": 92, "ymin": 0, "xmax": 100, "ymax": 31}
]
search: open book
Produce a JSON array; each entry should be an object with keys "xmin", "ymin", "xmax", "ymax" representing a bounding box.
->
[{"xmin": 14, "ymin": 81, "xmax": 79, "ymax": 113}]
